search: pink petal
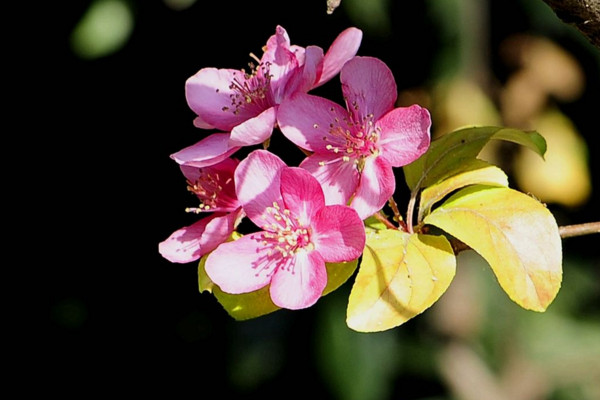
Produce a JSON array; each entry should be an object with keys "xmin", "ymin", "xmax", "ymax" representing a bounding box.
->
[
  {"xmin": 180, "ymin": 157, "xmax": 238, "ymax": 183},
  {"xmin": 158, "ymin": 211, "xmax": 238, "ymax": 263},
  {"xmin": 262, "ymin": 26, "xmax": 299, "ymax": 103},
  {"xmin": 350, "ymin": 157, "xmax": 395, "ymax": 220},
  {"xmin": 170, "ymin": 133, "xmax": 240, "ymax": 168},
  {"xmin": 341, "ymin": 56, "xmax": 397, "ymax": 121},
  {"xmin": 282, "ymin": 46, "xmax": 324, "ymax": 96},
  {"xmin": 228, "ymin": 107, "xmax": 277, "ymax": 147},
  {"xmin": 204, "ymin": 233, "xmax": 276, "ymax": 294},
  {"xmin": 270, "ymin": 250, "xmax": 327, "ymax": 310},
  {"xmin": 316, "ymin": 27, "xmax": 363, "ymax": 87},
  {"xmin": 300, "ymin": 154, "xmax": 359, "ymax": 206},
  {"xmin": 280, "ymin": 167, "xmax": 325, "ymax": 226},
  {"xmin": 311, "ymin": 205, "xmax": 366, "ymax": 262},
  {"xmin": 278, "ymin": 93, "xmax": 348, "ymax": 152},
  {"xmin": 235, "ymin": 150, "xmax": 286, "ymax": 227},
  {"xmin": 185, "ymin": 68, "xmax": 256, "ymax": 131},
  {"xmin": 377, "ymin": 105, "xmax": 432, "ymax": 167},
  {"xmin": 192, "ymin": 116, "xmax": 214, "ymax": 130}
]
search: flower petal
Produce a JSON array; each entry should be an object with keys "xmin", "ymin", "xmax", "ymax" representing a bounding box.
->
[
  {"xmin": 350, "ymin": 157, "xmax": 395, "ymax": 220},
  {"xmin": 158, "ymin": 211, "xmax": 238, "ymax": 263},
  {"xmin": 235, "ymin": 150, "xmax": 286, "ymax": 227},
  {"xmin": 170, "ymin": 133, "xmax": 240, "ymax": 168},
  {"xmin": 316, "ymin": 27, "xmax": 363, "ymax": 87},
  {"xmin": 300, "ymin": 154, "xmax": 359, "ymax": 206},
  {"xmin": 377, "ymin": 104, "xmax": 432, "ymax": 167},
  {"xmin": 228, "ymin": 107, "xmax": 277, "ymax": 147},
  {"xmin": 278, "ymin": 93, "xmax": 348, "ymax": 152},
  {"xmin": 341, "ymin": 56, "xmax": 397, "ymax": 121},
  {"xmin": 311, "ymin": 205, "xmax": 366, "ymax": 262},
  {"xmin": 185, "ymin": 68, "xmax": 256, "ymax": 131},
  {"xmin": 270, "ymin": 250, "xmax": 327, "ymax": 310},
  {"xmin": 283, "ymin": 45, "xmax": 324, "ymax": 95},
  {"xmin": 280, "ymin": 167, "xmax": 325, "ymax": 226},
  {"xmin": 262, "ymin": 26, "xmax": 300, "ymax": 103},
  {"xmin": 205, "ymin": 233, "xmax": 275, "ymax": 294}
]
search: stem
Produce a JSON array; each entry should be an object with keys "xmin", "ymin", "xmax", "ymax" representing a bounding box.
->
[
  {"xmin": 406, "ymin": 189, "xmax": 418, "ymax": 234},
  {"xmin": 559, "ymin": 222, "xmax": 600, "ymax": 238},
  {"xmin": 387, "ymin": 197, "xmax": 403, "ymax": 223},
  {"xmin": 373, "ymin": 211, "xmax": 398, "ymax": 230}
]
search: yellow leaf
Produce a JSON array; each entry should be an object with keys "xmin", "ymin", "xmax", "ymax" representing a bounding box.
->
[
  {"xmin": 424, "ymin": 185, "xmax": 562, "ymax": 311},
  {"xmin": 346, "ymin": 229, "xmax": 456, "ymax": 332},
  {"xmin": 418, "ymin": 159, "xmax": 508, "ymax": 221}
]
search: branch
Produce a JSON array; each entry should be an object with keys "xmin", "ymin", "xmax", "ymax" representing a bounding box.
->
[
  {"xmin": 449, "ymin": 221, "xmax": 599, "ymax": 254},
  {"xmin": 540, "ymin": 0, "xmax": 600, "ymax": 49},
  {"xmin": 558, "ymin": 221, "xmax": 600, "ymax": 238}
]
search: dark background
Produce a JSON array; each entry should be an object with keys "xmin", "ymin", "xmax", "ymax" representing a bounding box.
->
[{"xmin": 43, "ymin": 0, "xmax": 598, "ymax": 398}]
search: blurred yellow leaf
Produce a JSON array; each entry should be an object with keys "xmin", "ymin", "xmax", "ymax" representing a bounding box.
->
[
  {"xmin": 347, "ymin": 229, "xmax": 455, "ymax": 332},
  {"xmin": 418, "ymin": 159, "xmax": 508, "ymax": 221},
  {"xmin": 513, "ymin": 109, "xmax": 591, "ymax": 208},
  {"xmin": 424, "ymin": 185, "xmax": 562, "ymax": 312}
]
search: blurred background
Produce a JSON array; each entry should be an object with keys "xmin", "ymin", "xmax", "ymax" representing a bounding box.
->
[{"xmin": 46, "ymin": 0, "xmax": 599, "ymax": 398}]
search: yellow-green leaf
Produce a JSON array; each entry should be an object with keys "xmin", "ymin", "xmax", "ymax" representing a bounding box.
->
[
  {"xmin": 403, "ymin": 126, "xmax": 546, "ymax": 191},
  {"xmin": 424, "ymin": 185, "xmax": 562, "ymax": 311},
  {"xmin": 199, "ymin": 254, "xmax": 358, "ymax": 321},
  {"xmin": 346, "ymin": 229, "xmax": 456, "ymax": 332},
  {"xmin": 418, "ymin": 159, "xmax": 508, "ymax": 221}
]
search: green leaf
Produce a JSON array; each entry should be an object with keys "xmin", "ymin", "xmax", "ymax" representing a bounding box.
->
[
  {"xmin": 347, "ymin": 229, "xmax": 456, "ymax": 332},
  {"xmin": 403, "ymin": 126, "xmax": 546, "ymax": 191},
  {"xmin": 424, "ymin": 185, "xmax": 562, "ymax": 312},
  {"xmin": 418, "ymin": 159, "xmax": 508, "ymax": 221},
  {"xmin": 199, "ymin": 252, "xmax": 359, "ymax": 321}
]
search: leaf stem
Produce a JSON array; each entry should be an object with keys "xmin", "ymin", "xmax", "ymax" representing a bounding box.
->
[
  {"xmin": 559, "ymin": 222, "xmax": 600, "ymax": 239},
  {"xmin": 373, "ymin": 211, "xmax": 398, "ymax": 230},
  {"xmin": 406, "ymin": 189, "xmax": 418, "ymax": 234}
]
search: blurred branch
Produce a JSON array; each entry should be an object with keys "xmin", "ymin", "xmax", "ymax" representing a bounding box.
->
[{"xmin": 540, "ymin": 0, "xmax": 600, "ymax": 49}]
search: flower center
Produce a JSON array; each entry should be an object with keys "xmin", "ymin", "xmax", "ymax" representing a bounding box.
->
[
  {"xmin": 185, "ymin": 171, "xmax": 235, "ymax": 213},
  {"xmin": 222, "ymin": 53, "xmax": 274, "ymax": 116},
  {"xmin": 319, "ymin": 105, "xmax": 381, "ymax": 171},
  {"xmin": 261, "ymin": 201, "xmax": 313, "ymax": 263}
]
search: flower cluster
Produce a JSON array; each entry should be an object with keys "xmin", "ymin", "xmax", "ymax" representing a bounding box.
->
[{"xmin": 159, "ymin": 25, "xmax": 432, "ymax": 310}]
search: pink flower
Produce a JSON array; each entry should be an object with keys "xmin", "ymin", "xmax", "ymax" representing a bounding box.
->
[
  {"xmin": 185, "ymin": 25, "xmax": 362, "ymax": 147},
  {"xmin": 204, "ymin": 150, "xmax": 366, "ymax": 310},
  {"xmin": 159, "ymin": 158, "xmax": 244, "ymax": 263},
  {"xmin": 277, "ymin": 56, "xmax": 432, "ymax": 220}
]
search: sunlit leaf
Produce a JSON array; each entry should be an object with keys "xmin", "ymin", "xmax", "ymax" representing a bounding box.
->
[
  {"xmin": 199, "ymin": 253, "xmax": 358, "ymax": 321},
  {"xmin": 70, "ymin": 0, "xmax": 134, "ymax": 60},
  {"xmin": 403, "ymin": 126, "xmax": 546, "ymax": 191},
  {"xmin": 418, "ymin": 159, "xmax": 508, "ymax": 221},
  {"xmin": 347, "ymin": 229, "xmax": 455, "ymax": 332},
  {"xmin": 424, "ymin": 185, "xmax": 562, "ymax": 312}
]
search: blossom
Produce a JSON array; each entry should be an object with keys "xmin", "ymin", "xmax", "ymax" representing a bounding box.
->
[
  {"xmin": 277, "ymin": 56, "xmax": 432, "ymax": 220},
  {"xmin": 204, "ymin": 150, "xmax": 366, "ymax": 310},
  {"xmin": 185, "ymin": 25, "xmax": 362, "ymax": 147},
  {"xmin": 159, "ymin": 157, "xmax": 244, "ymax": 263}
]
